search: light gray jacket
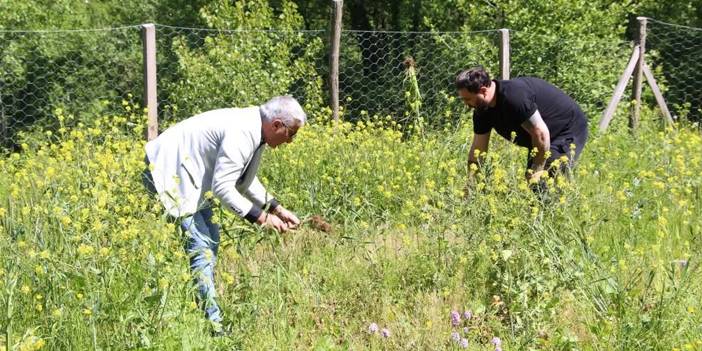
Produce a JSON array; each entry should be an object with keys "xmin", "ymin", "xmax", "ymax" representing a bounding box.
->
[{"xmin": 145, "ymin": 106, "xmax": 273, "ymax": 219}]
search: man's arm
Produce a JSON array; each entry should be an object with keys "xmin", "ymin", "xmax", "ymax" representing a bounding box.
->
[
  {"xmin": 211, "ymin": 135, "xmax": 275, "ymax": 223},
  {"xmin": 463, "ymin": 132, "xmax": 490, "ymax": 198},
  {"xmin": 246, "ymin": 176, "xmax": 300, "ymax": 228},
  {"xmin": 520, "ymin": 110, "xmax": 550, "ymax": 181},
  {"xmin": 468, "ymin": 132, "xmax": 491, "ymax": 174}
]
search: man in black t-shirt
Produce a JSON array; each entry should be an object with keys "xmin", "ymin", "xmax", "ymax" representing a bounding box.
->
[{"xmin": 455, "ymin": 67, "xmax": 588, "ymax": 186}]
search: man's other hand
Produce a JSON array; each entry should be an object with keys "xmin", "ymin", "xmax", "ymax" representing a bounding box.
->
[
  {"xmin": 273, "ymin": 206, "xmax": 301, "ymax": 229},
  {"xmin": 527, "ymin": 170, "xmax": 546, "ymax": 184},
  {"xmin": 257, "ymin": 213, "xmax": 289, "ymax": 232}
]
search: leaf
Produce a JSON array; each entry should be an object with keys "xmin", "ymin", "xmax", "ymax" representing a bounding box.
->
[
  {"xmin": 143, "ymin": 293, "xmax": 162, "ymax": 304},
  {"xmin": 501, "ymin": 249, "xmax": 513, "ymax": 261}
]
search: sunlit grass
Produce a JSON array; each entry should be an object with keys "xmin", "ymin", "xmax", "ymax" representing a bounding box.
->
[{"xmin": 0, "ymin": 104, "xmax": 700, "ymax": 350}]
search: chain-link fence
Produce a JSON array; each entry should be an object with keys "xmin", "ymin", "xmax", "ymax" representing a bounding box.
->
[
  {"xmin": 0, "ymin": 26, "xmax": 143, "ymax": 148},
  {"xmin": 339, "ymin": 30, "xmax": 500, "ymax": 128},
  {"xmin": 152, "ymin": 26, "xmax": 503, "ymax": 129},
  {"xmin": 646, "ymin": 19, "xmax": 702, "ymax": 121},
  {"xmin": 2, "ymin": 25, "xmax": 503, "ymax": 146},
  {"xmin": 511, "ymin": 31, "xmax": 633, "ymax": 119},
  {"xmin": 154, "ymin": 25, "xmax": 328, "ymax": 124},
  {"xmin": 3, "ymin": 17, "xmax": 700, "ymax": 149}
]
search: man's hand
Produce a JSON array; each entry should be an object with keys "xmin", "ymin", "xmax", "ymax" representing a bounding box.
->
[
  {"xmin": 273, "ymin": 206, "xmax": 301, "ymax": 229},
  {"xmin": 527, "ymin": 170, "xmax": 546, "ymax": 184},
  {"xmin": 257, "ymin": 212, "xmax": 289, "ymax": 232},
  {"xmin": 463, "ymin": 173, "xmax": 477, "ymax": 199}
]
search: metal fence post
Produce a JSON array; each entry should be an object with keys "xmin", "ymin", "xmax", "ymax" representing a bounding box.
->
[
  {"xmin": 141, "ymin": 23, "xmax": 158, "ymax": 140},
  {"xmin": 630, "ymin": 17, "xmax": 647, "ymax": 131},
  {"xmin": 329, "ymin": 0, "xmax": 343, "ymax": 121},
  {"xmin": 499, "ymin": 28, "xmax": 510, "ymax": 80}
]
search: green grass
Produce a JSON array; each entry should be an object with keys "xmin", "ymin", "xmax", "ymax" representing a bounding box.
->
[{"xmin": 0, "ymin": 107, "xmax": 700, "ymax": 350}]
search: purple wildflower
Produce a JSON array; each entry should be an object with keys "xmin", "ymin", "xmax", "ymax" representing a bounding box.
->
[
  {"xmin": 368, "ymin": 322, "xmax": 379, "ymax": 334},
  {"xmin": 450, "ymin": 310, "xmax": 461, "ymax": 327},
  {"xmin": 463, "ymin": 326, "xmax": 470, "ymax": 334},
  {"xmin": 381, "ymin": 328, "xmax": 391, "ymax": 338},
  {"xmin": 463, "ymin": 310, "xmax": 473, "ymax": 320},
  {"xmin": 491, "ymin": 336, "xmax": 502, "ymax": 347},
  {"xmin": 450, "ymin": 331, "xmax": 460, "ymax": 343},
  {"xmin": 495, "ymin": 348, "xmax": 502, "ymax": 351},
  {"xmin": 459, "ymin": 338, "xmax": 469, "ymax": 349}
]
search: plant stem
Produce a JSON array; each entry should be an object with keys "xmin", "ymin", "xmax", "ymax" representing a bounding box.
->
[{"xmin": 5, "ymin": 272, "xmax": 16, "ymax": 351}]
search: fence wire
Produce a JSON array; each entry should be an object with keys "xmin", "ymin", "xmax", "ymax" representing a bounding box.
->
[
  {"xmin": 339, "ymin": 30, "xmax": 500, "ymax": 128},
  {"xmin": 647, "ymin": 19, "xmax": 702, "ymax": 121},
  {"xmin": 2, "ymin": 19, "xmax": 699, "ymax": 150},
  {"xmin": 0, "ymin": 26, "xmax": 143, "ymax": 148}
]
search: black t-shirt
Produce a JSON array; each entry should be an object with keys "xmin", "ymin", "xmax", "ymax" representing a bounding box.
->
[{"xmin": 473, "ymin": 78, "xmax": 586, "ymax": 148}]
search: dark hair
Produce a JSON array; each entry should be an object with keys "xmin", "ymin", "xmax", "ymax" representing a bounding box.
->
[{"xmin": 455, "ymin": 66, "xmax": 491, "ymax": 93}]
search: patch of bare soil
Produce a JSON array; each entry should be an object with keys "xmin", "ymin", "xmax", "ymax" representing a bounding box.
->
[{"xmin": 306, "ymin": 215, "xmax": 333, "ymax": 233}]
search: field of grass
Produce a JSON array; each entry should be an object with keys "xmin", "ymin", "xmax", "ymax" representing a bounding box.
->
[{"xmin": 0, "ymin": 105, "xmax": 700, "ymax": 350}]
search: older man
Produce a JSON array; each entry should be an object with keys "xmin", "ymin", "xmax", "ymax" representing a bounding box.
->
[
  {"xmin": 142, "ymin": 95, "xmax": 305, "ymax": 333},
  {"xmin": 456, "ymin": 67, "xmax": 588, "ymax": 187}
]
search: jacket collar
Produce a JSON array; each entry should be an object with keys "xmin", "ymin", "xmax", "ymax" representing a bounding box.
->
[{"xmin": 258, "ymin": 106, "xmax": 266, "ymax": 147}]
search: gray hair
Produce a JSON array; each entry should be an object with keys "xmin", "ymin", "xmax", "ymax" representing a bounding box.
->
[{"xmin": 260, "ymin": 95, "xmax": 307, "ymax": 126}]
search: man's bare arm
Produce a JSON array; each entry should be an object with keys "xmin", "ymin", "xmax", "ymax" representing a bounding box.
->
[
  {"xmin": 520, "ymin": 110, "xmax": 550, "ymax": 179},
  {"xmin": 468, "ymin": 132, "xmax": 491, "ymax": 172}
]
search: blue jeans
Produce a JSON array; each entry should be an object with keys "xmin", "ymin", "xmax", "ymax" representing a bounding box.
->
[
  {"xmin": 181, "ymin": 208, "xmax": 222, "ymax": 323},
  {"xmin": 142, "ymin": 161, "xmax": 222, "ymax": 323}
]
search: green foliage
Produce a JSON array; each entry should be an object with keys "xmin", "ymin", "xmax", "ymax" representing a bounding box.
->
[
  {"xmin": 4, "ymin": 0, "xmax": 702, "ymax": 142},
  {"xmin": 637, "ymin": 0, "xmax": 702, "ymax": 26},
  {"xmin": 0, "ymin": 28, "xmax": 143, "ymax": 143},
  {"xmin": 160, "ymin": 0, "xmax": 326, "ymax": 122},
  {"xmin": 427, "ymin": 0, "xmax": 636, "ymax": 117},
  {"xmin": 0, "ymin": 0, "xmax": 210, "ymax": 147},
  {"xmin": 2, "ymin": 1, "xmax": 702, "ymax": 349}
]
